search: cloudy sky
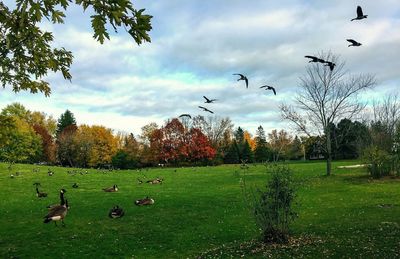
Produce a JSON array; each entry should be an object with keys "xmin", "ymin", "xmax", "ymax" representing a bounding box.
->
[{"xmin": 1, "ymin": 0, "xmax": 399, "ymax": 135}]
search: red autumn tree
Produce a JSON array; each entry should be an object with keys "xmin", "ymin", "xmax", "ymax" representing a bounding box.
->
[
  {"xmin": 33, "ymin": 124, "xmax": 56, "ymax": 163},
  {"xmin": 187, "ymin": 128, "xmax": 216, "ymax": 162}
]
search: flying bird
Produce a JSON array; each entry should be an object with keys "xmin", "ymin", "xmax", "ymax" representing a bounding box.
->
[
  {"xmin": 203, "ymin": 96, "xmax": 217, "ymax": 103},
  {"xmin": 233, "ymin": 73, "xmax": 249, "ymax": 88},
  {"xmin": 179, "ymin": 114, "xmax": 192, "ymax": 119},
  {"xmin": 260, "ymin": 85, "xmax": 276, "ymax": 95},
  {"xmin": 324, "ymin": 61, "xmax": 336, "ymax": 71},
  {"xmin": 198, "ymin": 106, "xmax": 214, "ymax": 114},
  {"xmin": 351, "ymin": 6, "xmax": 368, "ymax": 21},
  {"xmin": 305, "ymin": 56, "xmax": 325, "ymax": 63},
  {"xmin": 347, "ymin": 39, "xmax": 362, "ymax": 47}
]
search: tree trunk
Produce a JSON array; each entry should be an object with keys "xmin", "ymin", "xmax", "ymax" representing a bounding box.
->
[{"xmin": 325, "ymin": 126, "xmax": 332, "ymax": 176}]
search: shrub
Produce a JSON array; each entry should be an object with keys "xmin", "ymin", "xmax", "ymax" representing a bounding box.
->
[
  {"xmin": 242, "ymin": 164, "xmax": 297, "ymax": 243},
  {"xmin": 363, "ymin": 146, "xmax": 392, "ymax": 179}
]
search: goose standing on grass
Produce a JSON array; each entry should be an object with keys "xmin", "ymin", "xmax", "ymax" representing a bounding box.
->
[
  {"xmin": 233, "ymin": 73, "xmax": 249, "ymax": 88},
  {"xmin": 43, "ymin": 200, "xmax": 69, "ymax": 226},
  {"xmin": 103, "ymin": 185, "xmax": 118, "ymax": 192},
  {"xmin": 135, "ymin": 197, "xmax": 155, "ymax": 206},
  {"xmin": 351, "ymin": 6, "xmax": 368, "ymax": 21},
  {"xmin": 72, "ymin": 183, "xmax": 79, "ymax": 188},
  {"xmin": 47, "ymin": 189, "xmax": 66, "ymax": 210},
  {"xmin": 108, "ymin": 206, "xmax": 125, "ymax": 218}
]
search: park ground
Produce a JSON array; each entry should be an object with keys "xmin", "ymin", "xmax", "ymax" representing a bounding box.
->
[{"xmin": 0, "ymin": 161, "xmax": 399, "ymax": 258}]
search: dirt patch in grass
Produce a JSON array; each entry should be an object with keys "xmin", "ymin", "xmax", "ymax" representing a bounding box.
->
[{"xmin": 197, "ymin": 235, "xmax": 324, "ymax": 258}]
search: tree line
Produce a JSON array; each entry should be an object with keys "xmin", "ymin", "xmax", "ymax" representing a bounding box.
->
[{"xmin": 0, "ymin": 101, "xmax": 398, "ymax": 169}]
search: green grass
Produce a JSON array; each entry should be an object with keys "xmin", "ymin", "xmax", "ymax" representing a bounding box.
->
[{"xmin": 0, "ymin": 161, "xmax": 399, "ymax": 258}]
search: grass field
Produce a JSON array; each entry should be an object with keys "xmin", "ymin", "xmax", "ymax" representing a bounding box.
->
[{"xmin": 0, "ymin": 161, "xmax": 399, "ymax": 258}]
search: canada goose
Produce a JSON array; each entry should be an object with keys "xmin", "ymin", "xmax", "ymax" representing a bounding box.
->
[
  {"xmin": 135, "ymin": 197, "xmax": 155, "ymax": 206},
  {"xmin": 351, "ymin": 6, "xmax": 368, "ymax": 21},
  {"xmin": 198, "ymin": 106, "xmax": 214, "ymax": 114},
  {"xmin": 260, "ymin": 85, "xmax": 276, "ymax": 95},
  {"xmin": 347, "ymin": 39, "xmax": 362, "ymax": 47},
  {"xmin": 36, "ymin": 187, "xmax": 48, "ymax": 198},
  {"xmin": 304, "ymin": 55, "xmax": 325, "ymax": 63},
  {"xmin": 72, "ymin": 183, "xmax": 79, "ymax": 188},
  {"xmin": 203, "ymin": 96, "xmax": 218, "ymax": 103},
  {"xmin": 10, "ymin": 174, "xmax": 14, "ymax": 178},
  {"xmin": 137, "ymin": 178, "xmax": 143, "ymax": 184},
  {"xmin": 146, "ymin": 178, "xmax": 163, "ymax": 184},
  {"xmin": 108, "ymin": 205, "xmax": 125, "ymax": 218},
  {"xmin": 43, "ymin": 200, "xmax": 69, "ymax": 226},
  {"xmin": 324, "ymin": 61, "xmax": 336, "ymax": 71},
  {"xmin": 233, "ymin": 73, "xmax": 249, "ymax": 88},
  {"xmin": 48, "ymin": 169, "xmax": 54, "ymax": 176},
  {"xmin": 103, "ymin": 185, "xmax": 118, "ymax": 192},
  {"xmin": 47, "ymin": 189, "xmax": 67, "ymax": 210},
  {"xmin": 179, "ymin": 114, "xmax": 192, "ymax": 119}
]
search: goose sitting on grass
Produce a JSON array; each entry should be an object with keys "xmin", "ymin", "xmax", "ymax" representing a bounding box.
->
[
  {"xmin": 146, "ymin": 178, "xmax": 163, "ymax": 185},
  {"xmin": 103, "ymin": 185, "xmax": 118, "ymax": 192},
  {"xmin": 43, "ymin": 200, "xmax": 69, "ymax": 227},
  {"xmin": 35, "ymin": 187, "xmax": 48, "ymax": 198},
  {"xmin": 108, "ymin": 206, "xmax": 125, "ymax": 218},
  {"xmin": 135, "ymin": 197, "xmax": 155, "ymax": 206}
]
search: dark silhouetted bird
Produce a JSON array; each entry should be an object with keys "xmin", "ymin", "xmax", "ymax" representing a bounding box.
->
[
  {"xmin": 351, "ymin": 6, "xmax": 368, "ymax": 21},
  {"xmin": 198, "ymin": 106, "xmax": 214, "ymax": 114},
  {"xmin": 305, "ymin": 56, "xmax": 325, "ymax": 63},
  {"xmin": 347, "ymin": 39, "xmax": 362, "ymax": 47},
  {"xmin": 72, "ymin": 183, "xmax": 79, "ymax": 188},
  {"xmin": 324, "ymin": 61, "xmax": 336, "ymax": 71},
  {"xmin": 260, "ymin": 85, "xmax": 276, "ymax": 95},
  {"xmin": 233, "ymin": 73, "xmax": 249, "ymax": 88},
  {"xmin": 108, "ymin": 205, "xmax": 125, "ymax": 218},
  {"xmin": 179, "ymin": 114, "xmax": 192, "ymax": 119},
  {"xmin": 203, "ymin": 96, "xmax": 217, "ymax": 103}
]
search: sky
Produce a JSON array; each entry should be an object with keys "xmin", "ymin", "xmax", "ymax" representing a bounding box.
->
[{"xmin": 1, "ymin": 0, "xmax": 400, "ymax": 136}]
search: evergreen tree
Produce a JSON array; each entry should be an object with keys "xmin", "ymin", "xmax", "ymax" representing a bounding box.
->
[
  {"xmin": 242, "ymin": 140, "xmax": 255, "ymax": 163},
  {"xmin": 224, "ymin": 140, "xmax": 240, "ymax": 164},
  {"xmin": 254, "ymin": 126, "xmax": 270, "ymax": 162},
  {"xmin": 235, "ymin": 127, "xmax": 245, "ymax": 143},
  {"xmin": 56, "ymin": 110, "xmax": 76, "ymax": 137},
  {"xmin": 288, "ymin": 136, "xmax": 303, "ymax": 160}
]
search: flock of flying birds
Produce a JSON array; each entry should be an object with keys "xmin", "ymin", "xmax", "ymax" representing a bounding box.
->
[{"xmin": 178, "ymin": 5, "xmax": 368, "ymax": 119}]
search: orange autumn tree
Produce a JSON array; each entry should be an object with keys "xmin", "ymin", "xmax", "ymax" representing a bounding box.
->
[{"xmin": 244, "ymin": 130, "xmax": 256, "ymax": 151}]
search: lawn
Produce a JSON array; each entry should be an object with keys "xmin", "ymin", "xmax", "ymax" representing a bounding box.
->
[{"xmin": 0, "ymin": 161, "xmax": 399, "ymax": 258}]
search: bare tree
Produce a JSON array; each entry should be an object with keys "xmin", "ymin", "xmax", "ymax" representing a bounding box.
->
[
  {"xmin": 190, "ymin": 115, "xmax": 234, "ymax": 149},
  {"xmin": 280, "ymin": 52, "xmax": 376, "ymax": 175},
  {"xmin": 371, "ymin": 95, "xmax": 400, "ymax": 152}
]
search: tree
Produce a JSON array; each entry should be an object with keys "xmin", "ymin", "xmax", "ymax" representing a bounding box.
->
[
  {"xmin": 288, "ymin": 136, "xmax": 303, "ymax": 160},
  {"xmin": 254, "ymin": 126, "xmax": 270, "ymax": 162},
  {"xmin": 1, "ymin": 1, "xmax": 152, "ymax": 96},
  {"xmin": 56, "ymin": 110, "xmax": 76, "ymax": 137},
  {"xmin": 268, "ymin": 129, "xmax": 292, "ymax": 161},
  {"xmin": 281, "ymin": 52, "xmax": 376, "ymax": 175},
  {"xmin": 191, "ymin": 115, "xmax": 233, "ymax": 149},
  {"xmin": 244, "ymin": 131, "xmax": 256, "ymax": 151},
  {"xmin": 57, "ymin": 124, "xmax": 78, "ymax": 166},
  {"xmin": 33, "ymin": 124, "xmax": 56, "ymax": 163},
  {"xmin": 242, "ymin": 140, "xmax": 255, "ymax": 163},
  {"xmin": 186, "ymin": 128, "xmax": 216, "ymax": 163},
  {"xmin": 224, "ymin": 140, "xmax": 240, "ymax": 164},
  {"xmin": 0, "ymin": 117, "xmax": 43, "ymax": 163}
]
